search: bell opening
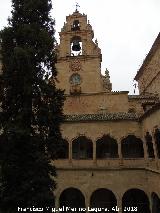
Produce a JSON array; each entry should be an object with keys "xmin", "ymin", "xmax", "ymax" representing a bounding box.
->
[{"xmin": 71, "ymin": 36, "xmax": 82, "ymax": 56}]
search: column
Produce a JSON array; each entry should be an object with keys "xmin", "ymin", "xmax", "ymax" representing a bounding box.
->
[
  {"xmin": 151, "ymin": 131, "xmax": 158, "ymax": 159},
  {"xmin": 69, "ymin": 140, "xmax": 72, "ymax": 163},
  {"xmin": 85, "ymin": 194, "xmax": 90, "ymax": 213},
  {"xmin": 151, "ymin": 130, "xmax": 158, "ymax": 169},
  {"xmin": 93, "ymin": 140, "xmax": 96, "ymax": 164},
  {"xmin": 118, "ymin": 139, "xmax": 123, "ymax": 166},
  {"xmin": 55, "ymin": 196, "xmax": 59, "ymax": 211},
  {"xmin": 117, "ymin": 195, "xmax": 122, "ymax": 213},
  {"xmin": 142, "ymin": 135, "xmax": 148, "ymax": 166},
  {"xmin": 148, "ymin": 193, "xmax": 152, "ymax": 213}
]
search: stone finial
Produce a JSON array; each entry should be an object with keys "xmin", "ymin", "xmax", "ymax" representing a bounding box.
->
[
  {"xmin": 102, "ymin": 68, "xmax": 112, "ymax": 91},
  {"xmin": 105, "ymin": 68, "xmax": 110, "ymax": 79},
  {"xmin": 95, "ymin": 39, "xmax": 98, "ymax": 45}
]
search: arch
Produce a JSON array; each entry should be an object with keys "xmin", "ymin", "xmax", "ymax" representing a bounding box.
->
[
  {"xmin": 90, "ymin": 188, "xmax": 117, "ymax": 210},
  {"xmin": 59, "ymin": 187, "xmax": 85, "ymax": 211},
  {"xmin": 56, "ymin": 139, "xmax": 69, "ymax": 159},
  {"xmin": 72, "ymin": 136, "xmax": 93, "ymax": 159},
  {"xmin": 152, "ymin": 192, "xmax": 160, "ymax": 213},
  {"xmin": 96, "ymin": 135, "xmax": 118, "ymax": 158},
  {"xmin": 122, "ymin": 189, "xmax": 150, "ymax": 213},
  {"xmin": 121, "ymin": 135, "xmax": 144, "ymax": 158},
  {"xmin": 145, "ymin": 132, "xmax": 155, "ymax": 158},
  {"xmin": 71, "ymin": 36, "xmax": 82, "ymax": 43},
  {"xmin": 154, "ymin": 128, "xmax": 160, "ymax": 158},
  {"xmin": 70, "ymin": 36, "xmax": 82, "ymax": 56},
  {"xmin": 71, "ymin": 20, "xmax": 80, "ymax": 31}
]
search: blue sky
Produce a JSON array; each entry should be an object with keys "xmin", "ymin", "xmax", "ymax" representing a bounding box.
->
[{"xmin": 0, "ymin": 0, "xmax": 160, "ymax": 94}]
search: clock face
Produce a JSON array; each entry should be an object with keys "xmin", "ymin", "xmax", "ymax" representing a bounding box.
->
[
  {"xmin": 70, "ymin": 74, "xmax": 81, "ymax": 85},
  {"xmin": 70, "ymin": 59, "xmax": 81, "ymax": 71}
]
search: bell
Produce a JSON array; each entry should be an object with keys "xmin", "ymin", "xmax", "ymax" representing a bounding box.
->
[{"xmin": 72, "ymin": 40, "xmax": 81, "ymax": 51}]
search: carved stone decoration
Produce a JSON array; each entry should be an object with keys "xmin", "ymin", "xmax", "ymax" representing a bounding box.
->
[
  {"xmin": 70, "ymin": 85, "xmax": 81, "ymax": 95},
  {"xmin": 102, "ymin": 68, "xmax": 112, "ymax": 91},
  {"xmin": 70, "ymin": 58, "xmax": 81, "ymax": 71}
]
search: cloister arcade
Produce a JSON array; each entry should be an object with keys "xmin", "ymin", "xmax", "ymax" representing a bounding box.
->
[
  {"xmin": 55, "ymin": 129, "xmax": 160, "ymax": 160},
  {"xmin": 54, "ymin": 128, "xmax": 160, "ymax": 213},
  {"xmin": 58, "ymin": 187, "xmax": 160, "ymax": 213}
]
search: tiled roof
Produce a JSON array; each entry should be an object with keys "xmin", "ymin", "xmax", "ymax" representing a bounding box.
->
[
  {"xmin": 128, "ymin": 94, "xmax": 158, "ymax": 100},
  {"xmin": 64, "ymin": 112, "xmax": 140, "ymax": 122}
]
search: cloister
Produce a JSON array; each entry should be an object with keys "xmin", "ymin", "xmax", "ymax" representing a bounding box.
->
[
  {"xmin": 55, "ymin": 128, "xmax": 160, "ymax": 161},
  {"xmin": 57, "ymin": 187, "xmax": 160, "ymax": 213}
]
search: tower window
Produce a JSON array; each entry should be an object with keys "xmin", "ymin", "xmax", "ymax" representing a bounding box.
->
[
  {"xmin": 71, "ymin": 20, "xmax": 80, "ymax": 31},
  {"xmin": 71, "ymin": 36, "xmax": 82, "ymax": 56},
  {"xmin": 70, "ymin": 74, "xmax": 81, "ymax": 85}
]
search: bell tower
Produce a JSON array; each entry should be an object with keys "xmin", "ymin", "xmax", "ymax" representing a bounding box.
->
[{"xmin": 55, "ymin": 10, "xmax": 112, "ymax": 94}]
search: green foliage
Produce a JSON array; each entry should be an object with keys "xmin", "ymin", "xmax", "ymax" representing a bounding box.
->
[{"xmin": 0, "ymin": 0, "xmax": 64, "ymax": 212}]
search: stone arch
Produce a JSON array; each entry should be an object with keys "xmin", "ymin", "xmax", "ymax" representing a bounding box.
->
[
  {"xmin": 96, "ymin": 135, "xmax": 118, "ymax": 158},
  {"xmin": 122, "ymin": 188, "xmax": 150, "ymax": 213},
  {"xmin": 59, "ymin": 187, "xmax": 85, "ymax": 211},
  {"xmin": 70, "ymin": 36, "xmax": 82, "ymax": 56},
  {"xmin": 145, "ymin": 132, "xmax": 155, "ymax": 158},
  {"xmin": 71, "ymin": 20, "xmax": 80, "ymax": 31},
  {"xmin": 72, "ymin": 136, "xmax": 93, "ymax": 159},
  {"xmin": 151, "ymin": 192, "xmax": 160, "ymax": 213},
  {"xmin": 154, "ymin": 128, "xmax": 160, "ymax": 158},
  {"xmin": 56, "ymin": 139, "xmax": 69, "ymax": 159},
  {"xmin": 121, "ymin": 135, "xmax": 144, "ymax": 158},
  {"xmin": 90, "ymin": 188, "xmax": 117, "ymax": 210}
]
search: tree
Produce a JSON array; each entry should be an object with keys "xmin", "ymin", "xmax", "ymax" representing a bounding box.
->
[{"xmin": 0, "ymin": 0, "xmax": 64, "ymax": 212}]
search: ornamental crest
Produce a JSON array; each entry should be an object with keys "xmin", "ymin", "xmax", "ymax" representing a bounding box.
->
[{"xmin": 70, "ymin": 59, "xmax": 81, "ymax": 71}]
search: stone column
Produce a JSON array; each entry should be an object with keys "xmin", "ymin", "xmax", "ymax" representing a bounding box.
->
[
  {"xmin": 55, "ymin": 195, "xmax": 59, "ymax": 211},
  {"xmin": 117, "ymin": 195, "xmax": 122, "ymax": 213},
  {"xmin": 93, "ymin": 140, "xmax": 96, "ymax": 164},
  {"xmin": 142, "ymin": 136, "xmax": 148, "ymax": 164},
  {"xmin": 151, "ymin": 131, "xmax": 158, "ymax": 159},
  {"xmin": 69, "ymin": 140, "xmax": 72, "ymax": 163},
  {"xmin": 148, "ymin": 193, "xmax": 152, "ymax": 213},
  {"xmin": 85, "ymin": 193, "xmax": 90, "ymax": 213},
  {"xmin": 118, "ymin": 138, "xmax": 123, "ymax": 166},
  {"xmin": 151, "ymin": 130, "xmax": 159, "ymax": 169}
]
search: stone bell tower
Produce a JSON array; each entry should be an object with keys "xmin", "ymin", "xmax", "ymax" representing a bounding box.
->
[{"xmin": 55, "ymin": 9, "xmax": 112, "ymax": 95}]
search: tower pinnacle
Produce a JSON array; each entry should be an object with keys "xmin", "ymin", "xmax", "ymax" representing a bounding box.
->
[{"xmin": 75, "ymin": 2, "xmax": 80, "ymax": 12}]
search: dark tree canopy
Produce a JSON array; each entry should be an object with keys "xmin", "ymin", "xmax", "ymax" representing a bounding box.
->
[{"xmin": 0, "ymin": 0, "xmax": 64, "ymax": 212}]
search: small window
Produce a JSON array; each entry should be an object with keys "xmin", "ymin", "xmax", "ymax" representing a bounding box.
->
[
  {"xmin": 71, "ymin": 20, "xmax": 80, "ymax": 31},
  {"xmin": 70, "ymin": 74, "xmax": 81, "ymax": 85}
]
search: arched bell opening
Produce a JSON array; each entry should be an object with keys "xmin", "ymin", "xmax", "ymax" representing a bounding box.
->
[
  {"xmin": 154, "ymin": 128, "xmax": 160, "ymax": 158},
  {"xmin": 72, "ymin": 136, "xmax": 93, "ymax": 159},
  {"xmin": 121, "ymin": 135, "xmax": 144, "ymax": 158},
  {"xmin": 59, "ymin": 187, "xmax": 85, "ymax": 212},
  {"xmin": 71, "ymin": 20, "xmax": 80, "ymax": 31},
  {"xmin": 96, "ymin": 135, "xmax": 118, "ymax": 158},
  {"xmin": 90, "ymin": 188, "xmax": 117, "ymax": 211},
  {"xmin": 145, "ymin": 132, "xmax": 155, "ymax": 158},
  {"xmin": 151, "ymin": 192, "xmax": 160, "ymax": 213},
  {"xmin": 122, "ymin": 189, "xmax": 150, "ymax": 213},
  {"xmin": 70, "ymin": 36, "xmax": 82, "ymax": 56}
]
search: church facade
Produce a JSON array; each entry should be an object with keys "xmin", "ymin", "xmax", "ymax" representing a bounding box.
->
[
  {"xmin": 53, "ymin": 10, "xmax": 160, "ymax": 212},
  {"xmin": 0, "ymin": 9, "xmax": 160, "ymax": 213}
]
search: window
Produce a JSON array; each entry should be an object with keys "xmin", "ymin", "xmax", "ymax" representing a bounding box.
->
[{"xmin": 70, "ymin": 74, "xmax": 81, "ymax": 85}]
